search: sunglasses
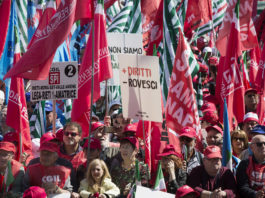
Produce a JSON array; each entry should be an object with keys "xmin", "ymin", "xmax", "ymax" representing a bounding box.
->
[
  {"xmin": 64, "ymin": 131, "xmax": 79, "ymax": 137},
  {"xmin": 253, "ymin": 142, "xmax": 265, "ymax": 147},
  {"xmin": 233, "ymin": 137, "xmax": 245, "ymax": 142},
  {"xmin": 179, "ymin": 136, "xmax": 194, "ymax": 142}
]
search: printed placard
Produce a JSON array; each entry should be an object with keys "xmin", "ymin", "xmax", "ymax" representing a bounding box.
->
[
  {"xmin": 30, "ymin": 62, "xmax": 78, "ymax": 101},
  {"xmin": 118, "ymin": 54, "xmax": 162, "ymax": 122}
]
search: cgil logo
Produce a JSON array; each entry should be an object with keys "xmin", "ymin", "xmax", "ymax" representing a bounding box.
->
[{"xmin": 42, "ymin": 175, "xmax": 61, "ymax": 183}]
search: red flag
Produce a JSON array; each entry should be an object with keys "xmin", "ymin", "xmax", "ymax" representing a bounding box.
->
[
  {"xmin": 165, "ymin": 28, "xmax": 201, "ymax": 137},
  {"xmin": 184, "ymin": 0, "xmax": 212, "ymax": 40},
  {"xmin": 254, "ymin": 45, "xmax": 265, "ymax": 93},
  {"xmin": 71, "ymin": 1, "xmax": 112, "ymax": 132},
  {"xmin": 4, "ymin": 0, "xmax": 93, "ymax": 80},
  {"xmin": 249, "ymin": 46, "xmax": 260, "ymax": 87},
  {"xmin": 215, "ymin": 5, "xmax": 245, "ymax": 128},
  {"xmin": 136, "ymin": 120, "xmax": 151, "ymax": 170},
  {"xmin": 0, "ymin": 0, "xmax": 11, "ymax": 59},
  {"xmin": 142, "ymin": 0, "xmax": 163, "ymax": 54},
  {"xmin": 6, "ymin": 77, "xmax": 32, "ymax": 155},
  {"xmin": 216, "ymin": 0, "xmax": 258, "ymax": 56}
]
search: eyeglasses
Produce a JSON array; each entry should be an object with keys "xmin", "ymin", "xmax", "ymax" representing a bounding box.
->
[
  {"xmin": 233, "ymin": 137, "xmax": 245, "ymax": 142},
  {"xmin": 253, "ymin": 142, "xmax": 265, "ymax": 147},
  {"xmin": 64, "ymin": 131, "xmax": 79, "ymax": 137},
  {"xmin": 179, "ymin": 136, "xmax": 194, "ymax": 142}
]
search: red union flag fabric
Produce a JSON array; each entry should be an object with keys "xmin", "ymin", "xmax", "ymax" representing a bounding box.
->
[
  {"xmin": 215, "ymin": 1, "xmax": 245, "ymax": 128},
  {"xmin": 71, "ymin": 0, "xmax": 112, "ymax": 132},
  {"xmin": 4, "ymin": 0, "xmax": 93, "ymax": 80},
  {"xmin": 165, "ymin": 28, "xmax": 201, "ymax": 139},
  {"xmin": 136, "ymin": 120, "xmax": 151, "ymax": 170},
  {"xmin": 141, "ymin": 0, "xmax": 163, "ymax": 53},
  {"xmin": 249, "ymin": 46, "xmax": 261, "ymax": 87},
  {"xmin": 6, "ymin": 77, "xmax": 32, "ymax": 154},
  {"xmin": 184, "ymin": 0, "xmax": 212, "ymax": 39},
  {"xmin": 0, "ymin": 0, "xmax": 11, "ymax": 59},
  {"xmin": 216, "ymin": 0, "xmax": 258, "ymax": 56},
  {"xmin": 254, "ymin": 45, "xmax": 265, "ymax": 93}
]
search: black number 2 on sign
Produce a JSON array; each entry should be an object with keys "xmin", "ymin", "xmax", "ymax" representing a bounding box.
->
[{"xmin": 65, "ymin": 64, "xmax": 76, "ymax": 77}]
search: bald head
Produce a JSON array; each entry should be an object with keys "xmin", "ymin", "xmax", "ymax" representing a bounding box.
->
[{"xmin": 250, "ymin": 135, "xmax": 265, "ymax": 163}]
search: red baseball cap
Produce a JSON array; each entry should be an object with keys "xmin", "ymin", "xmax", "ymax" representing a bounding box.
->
[
  {"xmin": 199, "ymin": 62, "xmax": 208, "ymax": 73},
  {"xmin": 39, "ymin": 142, "xmax": 59, "ymax": 153},
  {"xmin": 200, "ymin": 102, "xmax": 217, "ymax": 113},
  {"xmin": 23, "ymin": 186, "xmax": 47, "ymax": 198},
  {"xmin": 200, "ymin": 111, "xmax": 219, "ymax": 125},
  {"xmin": 123, "ymin": 123, "xmax": 137, "ymax": 133},
  {"xmin": 0, "ymin": 141, "xmax": 16, "ymax": 153},
  {"xmin": 91, "ymin": 122, "xmax": 104, "ymax": 132},
  {"xmin": 157, "ymin": 145, "xmax": 182, "ymax": 159},
  {"xmin": 40, "ymin": 132, "xmax": 56, "ymax": 145},
  {"xmin": 245, "ymin": 88, "xmax": 258, "ymax": 95},
  {"xmin": 209, "ymin": 56, "xmax": 219, "ymax": 66},
  {"xmin": 83, "ymin": 138, "xmax": 102, "ymax": 150},
  {"xmin": 3, "ymin": 132, "xmax": 18, "ymax": 143},
  {"xmin": 203, "ymin": 145, "xmax": 222, "ymax": 159},
  {"xmin": 243, "ymin": 112, "xmax": 259, "ymax": 123},
  {"xmin": 175, "ymin": 185, "xmax": 199, "ymax": 198},
  {"xmin": 179, "ymin": 126, "xmax": 196, "ymax": 139},
  {"xmin": 121, "ymin": 137, "xmax": 139, "ymax": 150},
  {"xmin": 206, "ymin": 125, "xmax": 223, "ymax": 135}
]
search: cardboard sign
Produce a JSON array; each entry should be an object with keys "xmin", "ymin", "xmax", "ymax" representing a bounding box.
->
[
  {"xmin": 107, "ymin": 33, "xmax": 143, "ymax": 86},
  {"xmin": 30, "ymin": 62, "xmax": 78, "ymax": 101},
  {"xmin": 136, "ymin": 186, "xmax": 175, "ymax": 198},
  {"xmin": 118, "ymin": 54, "xmax": 162, "ymax": 122}
]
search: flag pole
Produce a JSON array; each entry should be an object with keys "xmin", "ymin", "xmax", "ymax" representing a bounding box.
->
[
  {"xmin": 19, "ymin": 132, "xmax": 22, "ymax": 163},
  {"xmin": 105, "ymin": 80, "xmax": 108, "ymax": 116},
  {"xmin": 87, "ymin": 19, "xmax": 95, "ymax": 167},
  {"xmin": 52, "ymin": 100, "xmax": 56, "ymax": 134}
]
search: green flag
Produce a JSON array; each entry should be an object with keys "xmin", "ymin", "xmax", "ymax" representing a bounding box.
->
[{"xmin": 5, "ymin": 161, "xmax": 14, "ymax": 191}]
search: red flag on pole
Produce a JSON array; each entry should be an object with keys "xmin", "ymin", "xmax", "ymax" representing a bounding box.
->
[
  {"xmin": 184, "ymin": 0, "xmax": 212, "ymax": 40},
  {"xmin": 249, "ymin": 46, "xmax": 261, "ymax": 87},
  {"xmin": 215, "ymin": 1, "xmax": 245, "ymax": 128},
  {"xmin": 0, "ymin": 0, "xmax": 11, "ymax": 59},
  {"xmin": 216, "ymin": 0, "xmax": 258, "ymax": 56},
  {"xmin": 71, "ymin": 0, "xmax": 112, "ymax": 132},
  {"xmin": 165, "ymin": 28, "xmax": 201, "ymax": 147},
  {"xmin": 254, "ymin": 45, "xmax": 265, "ymax": 93},
  {"xmin": 141, "ymin": 0, "xmax": 163, "ymax": 54},
  {"xmin": 4, "ymin": 0, "xmax": 93, "ymax": 80},
  {"xmin": 6, "ymin": 77, "xmax": 32, "ymax": 155}
]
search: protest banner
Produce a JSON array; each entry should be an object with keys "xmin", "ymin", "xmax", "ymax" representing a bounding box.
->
[
  {"xmin": 107, "ymin": 33, "xmax": 143, "ymax": 86},
  {"xmin": 135, "ymin": 186, "xmax": 174, "ymax": 198},
  {"xmin": 30, "ymin": 62, "xmax": 78, "ymax": 101},
  {"xmin": 118, "ymin": 54, "xmax": 162, "ymax": 122}
]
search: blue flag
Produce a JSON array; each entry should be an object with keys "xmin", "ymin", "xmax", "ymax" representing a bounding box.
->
[{"xmin": 222, "ymin": 98, "xmax": 232, "ymax": 170}]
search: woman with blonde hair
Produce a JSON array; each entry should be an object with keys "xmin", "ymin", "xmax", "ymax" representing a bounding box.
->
[
  {"xmin": 231, "ymin": 130, "xmax": 248, "ymax": 157},
  {"xmin": 78, "ymin": 159, "xmax": 120, "ymax": 198}
]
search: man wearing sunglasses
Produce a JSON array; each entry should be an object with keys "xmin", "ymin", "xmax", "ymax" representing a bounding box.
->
[
  {"xmin": 59, "ymin": 122, "xmax": 86, "ymax": 172},
  {"xmin": 237, "ymin": 135, "xmax": 265, "ymax": 198},
  {"xmin": 179, "ymin": 127, "xmax": 203, "ymax": 174}
]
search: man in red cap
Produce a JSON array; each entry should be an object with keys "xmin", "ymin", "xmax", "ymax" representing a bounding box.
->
[
  {"xmin": 187, "ymin": 145, "xmax": 237, "ymax": 197},
  {"xmin": 245, "ymin": 88, "xmax": 259, "ymax": 113},
  {"xmin": 59, "ymin": 122, "xmax": 86, "ymax": 171},
  {"xmin": 23, "ymin": 186, "xmax": 47, "ymax": 198},
  {"xmin": 0, "ymin": 141, "xmax": 24, "ymax": 197},
  {"xmin": 206, "ymin": 125, "xmax": 223, "ymax": 149},
  {"xmin": 24, "ymin": 141, "xmax": 72, "ymax": 196},
  {"xmin": 179, "ymin": 127, "xmax": 203, "ymax": 174},
  {"xmin": 175, "ymin": 185, "xmax": 199, "ymax": 198}
]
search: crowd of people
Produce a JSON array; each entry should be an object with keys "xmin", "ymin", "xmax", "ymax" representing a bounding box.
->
[{"xmin": 0, "ymin": 3, "xmax": 264, "ymax": 196}]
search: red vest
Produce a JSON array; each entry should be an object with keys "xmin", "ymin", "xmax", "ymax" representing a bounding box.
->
[
  {"xmin": 28, "ymin": 163, "xmax": 71, "ymax": 188},
  {"xmin": 59, "ymin": 150, "xmax": 86, "ymax": 170},
  {"xmin": 246, "ymin": 156, "xmax": 265, "ymax": 191}
]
